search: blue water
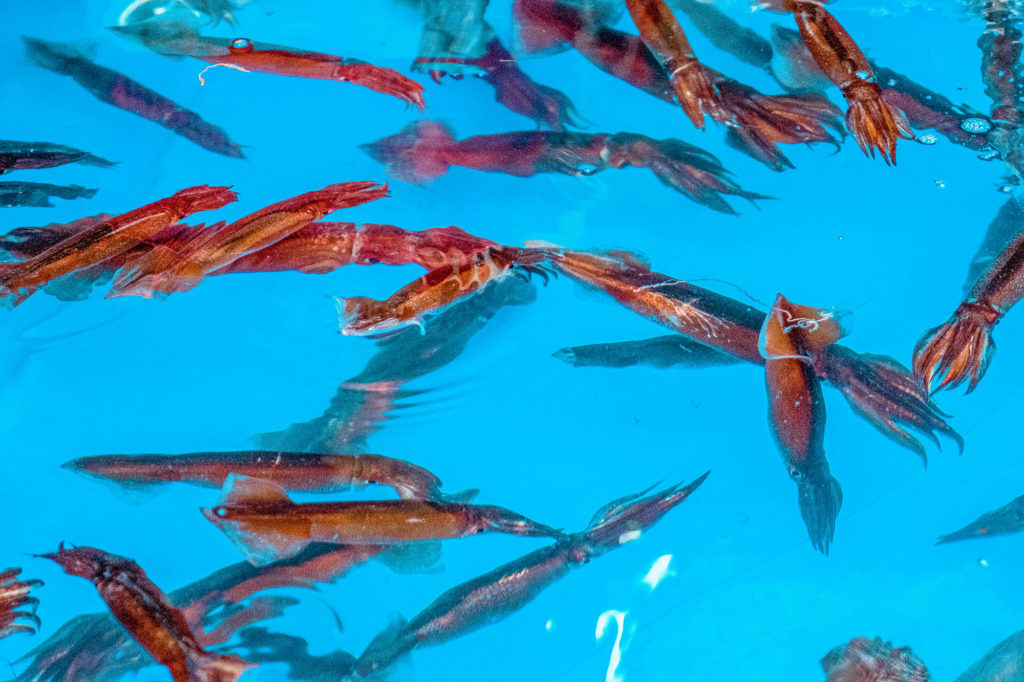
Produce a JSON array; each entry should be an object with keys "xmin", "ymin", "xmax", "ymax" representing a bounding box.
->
[{"xmin": 2, "ymin": 1, "xmax": 1023, "ymax": 680}]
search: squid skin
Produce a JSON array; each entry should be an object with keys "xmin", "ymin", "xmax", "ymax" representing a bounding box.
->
[
  {"xmin": 936, "ymin": 493, "xmax": 1024, "ymax": 545},
  {"xmin": 821, "ymin": 637, "xmax": 930, "ymax": 682},
  {"xmin": 0, "ymin": 182, "xmax": 97, "ymax": 208},
  {"xmin": 0, "ymin": 568, "xmax": 43, "ymax": 639},
  {"xmin": 761, "ymin": 294, "xmax": 842, "ymax": 554},
  {"xmin": 362, "ymin": 120, "xmax": 766, "ymax": 214},
  {"xmin": 202, "ymin": 474, "xmax": 564, "ymax": 565},
  {"xmin": 762, "ymin": 0, "xmax": 913, "ymax": 164},
  {"xmin": 0, "ymin": 185, "xmax": 236, "ymax": 306},
  {"xmin": 625, "ymin": 0, "xmax": 725, "ymax": 129},
  {"xmin": 106, "ymin": 181, "xmax": 388, "ymax": 299},
  {"xmin": 17, "ymin": 543, "xmax": 389, "ymax": 682},
  {"xmin": 23, "ymin": 36, "xmax": 244, "ymax": 158},
  {"xmin": 540, "ymin": 246, "xmax": 961, "ymax": 460},
  {"xmin": 415, "ymin": 38, "xmax": 586, "ymax": 130},
  {"xmin": 111, "ymin": 22, "xmax": 425, "ymax": 111},
  {"xmin": 0, "ymin": 140, "xmax": 114, "ymax": 173},
  {"xmin": 337, "ymin": 246, "xmax": 552, "ymax": 336},
  {"xmin": 37, "ymin": 544, "xmax": 253, "ymax": 682},
  {"xmin": 913, "ymin": 224, "xmax": 1024, "ymax": 394},
  {"xmin": 350, "ymin": 473, "xmax": 709, "ymax": 680},
  {"xmin": 63, "ymin": 450, "xmax": 476, "ymax": 503}
]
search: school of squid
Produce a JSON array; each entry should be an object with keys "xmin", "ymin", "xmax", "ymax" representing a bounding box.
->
[{"xmin": 5, "ymin": 0, "xmax": 1024, "ymax": 680}]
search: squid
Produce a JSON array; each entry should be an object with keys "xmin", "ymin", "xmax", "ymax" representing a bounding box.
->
[
  {"xmin": 414, "ymin": 37, "xmax": 585, "ymax": 130},
  {"xmin": 350, "ymin": 473, "xmax": 709, "ymax": 680},
  {"xmin": 336, "ymin": 245, "xmax": 552, "ymax": 336},
  {"xmin": 761, "ymin": 293, "xmax": 843, "ymax": 554},
  {"xmin": 515, "ymin": 0, "xmax": 843, "ymax": 170},
  {"xmin": 202, "ymin": 474, "xmax": 563, "ymax": 565},
  {"xmin": 112, "ymin": 22, "xmax": 425, "ymax": 110},
  {"xmin": 0, "ymin": 568, "xmax": 42, "ymax": 639},
  {"xmin": 23, "ymin": 36, "xmax": 244, "ymax": 158},
  {"xmin": 38, "ymin": 544, "xmax": 253, "ymax": 682},
  {"xmin": 17, "ymin": 543, "xmax": 397, "ymax": 682},
  {"xmin": 63, "ymin": 450, "xmax": 477, "ymax": 503},
  {"xmin": 0, "ymin": 181, "xmax": 97, "ymax": 208},
  {"xmin": 760, "ymin": 0, "xmax": 913, "ymax": 164},
  {"xmin": 913, "ymin": 213, "xmax": 1024, "ymax": 393},
  {"xmin": 0, "ymin": 140, "xmax": 114, "ymax": 173},
  {"xmin": 257, "ymin": 276, "xmax": 538, "ymax": 455},
  {"xmin": 936, "ymin": 493, "xmax": 1024, "ymax": 544},
  {"xmin": 821, "ymin": 637, "xmax": 930, "ymax": 682},
  {"xmin": 106, "ymin": 181, "xmax": 388, "ymax": 298},
  {"xmin": 0, "ymin": 185, "xmax": 236, "ymax": 307},
  {"xmin": 362, "ymin": 121, "xmax": 767, "ymax": 213},
  {"xmin": 956, "ymin": 626, "xmax": 1024, "ymax": 682}
]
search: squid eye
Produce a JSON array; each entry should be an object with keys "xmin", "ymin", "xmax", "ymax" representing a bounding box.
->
[
  {"xmin": 789, "ymin": 468, "xmax": 803, "ymax": 480},
  {"xmin": 214, "ymin": 506, "xmax": 229, "ymax": 517},
  {"xmin": 230, "ymin": 38, "xmax": 253, "ymax": 53}
]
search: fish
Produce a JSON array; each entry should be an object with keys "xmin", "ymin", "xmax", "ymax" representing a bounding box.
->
[
  {"xmin": 202, "ymin": 474, "xmax": 564, "ymax": 565},
  {"xmin": 37, "ymin": 543, "xmax": 253, "ymax": 682},
  {"xmin": 349, "ymin": 473, "xmax": 709, "ymax": 679},
  {"xmin": 23, "ymin": 36, "xmax": 244, "ymax": 158},
  {"xmin": 111, "ymin": 22, "xmax": 425, "ymax": 110},
  {"xmin": 936, "ymin": 493, "xmax": 1024, "ymax": 544},
  {"xmin": 362, "ymin": 121, "xmax": 768, "ymax": 214},
  {"xmin": 0, "ymin": 140, "xmax": 115, "ymax": 173},
  {"xmin": 0, "ymin": 568, "xmax": 43, "ymax": 639},
  {"xmin": 0, "ymin": 181, "xmax": 97, "ymax": 208},
  {"xmin": 63, "ymin": 450, "xmax": 478, "ymax": 503},
  {"xmin": 821, "ymin": 637, "xmax": 930, "ymax": 682}
]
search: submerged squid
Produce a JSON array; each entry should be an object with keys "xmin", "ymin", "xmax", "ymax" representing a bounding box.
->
[
  {"xmin": 23, "ymin": 36, "xmax": 244, "ymax": 158},
  {"xmin": 822, "ymin": 637, "xmax": 930, "ymax": 682},
  {"xmin": 0, "ymin": 181, "xmax": 97, "ymax": 208},
  {"xmin": 64, "ymin": 450, "xmax": 477, "ymax": 503},
  {"xmin": 913, "ymin": 211, "xmax": 1024, "ymax": 394},
  {"xmin": 112, "ymin": 22, "xmax": 425, "ymax": 110},
  {"xmin": 761, "ymin": 293, "xmax": 843, "ymax": 554},
  {"xmin": 936, "ymin": 493, "xmax": 1024, "ymax": 544},
  {"xmin": 760, "ymin": 0, "xmax": 913, "ymax": 164},
  {"xmin": 0, "ymin": 568, "xmax": 42, "ymax": 638},
  {"xmin": 336, "ymin": 245, "xmax": 552, "ymax": 336},
  {"xmin": 350, "ymin": 473, "xmax": 709, "ymax": 679},
  {"xmin": 202, "ymin": 474, "xmax": 563, "ymax": 565},
  {"xmin": 38, "ymin": 544, "xmax": 253, "ymax": 682},
  {"xmin": 0, "ymin": 140, "xmax": 114, "ymax": 173},
  {"xmin": 0, "ymin": 185, "xmax": 235, "ymax": 307},
  {"xmin": 106, "ymin": 181, "xmax": 388, "ymax": 298},
  {"xmin": 362, "ymin": 121, "xmax": 767, "ymax": 213}
]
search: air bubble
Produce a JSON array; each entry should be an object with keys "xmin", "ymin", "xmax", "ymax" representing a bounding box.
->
[
  {"xmin": 961, "ymin": 117, "xmax": 992, "ymax": 134},
  {"xmin": 916, "ymin": 134, "xmax": 938, "ymax": 145},
  {"xmin": 977, "ymin": 146, "xmax": 1000, "ymax": 161},
  {"xmin": 934, "ymin": 180, "xmax": 947, "ymax": 188},
  {"xmin": 855, "ymin": 70, "xmax": 871, "ymax": 80}
]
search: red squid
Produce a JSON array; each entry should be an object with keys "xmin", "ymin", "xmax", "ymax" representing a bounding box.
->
[
  {"xmin": 112, "ymin": 21, "xmax": 425, "ymax": 110},
  {"xmin": 351, "ymin": 473, "xmax": 709, "ymax": 679},
  {"xmin": 362, "ymin": 121, "xmax": 767, "ymax": 213},
  {"xmin": 106, "ymin": 181, "xmax": 387, "ymax": 298},
  {"xmin": 39, "ymin": 544, "xmax": 253, "ymax": 682},
  {"xmin": 822, "ymin": 637, "xmax": 930, "ymax": 682},
  {"xmin": 63, "ymin": 450, "xmax": 477, "ymax": 502},
  {"xmin": 913, "ymin": 217, "xmax": 1024, "ymax": 393},
  {"xmin": 0, "ymin": 568, "xmax": 42, "ymax": 639},
  {"xmin": 760, "ymin": 0, "xmax": 913, "ymax": 164},
  {"xmin": 0, "ymin": 185, "xmax": 236, "ymax": 307}
]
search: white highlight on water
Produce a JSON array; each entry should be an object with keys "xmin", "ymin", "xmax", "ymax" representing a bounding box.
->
[
  {"xmin": 595, "ymin": 610, "xmax": 627, "ymax": 682},
  {"xmin": 642, "ymin": 554, "xmax": 674, "ymax": 590}
]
